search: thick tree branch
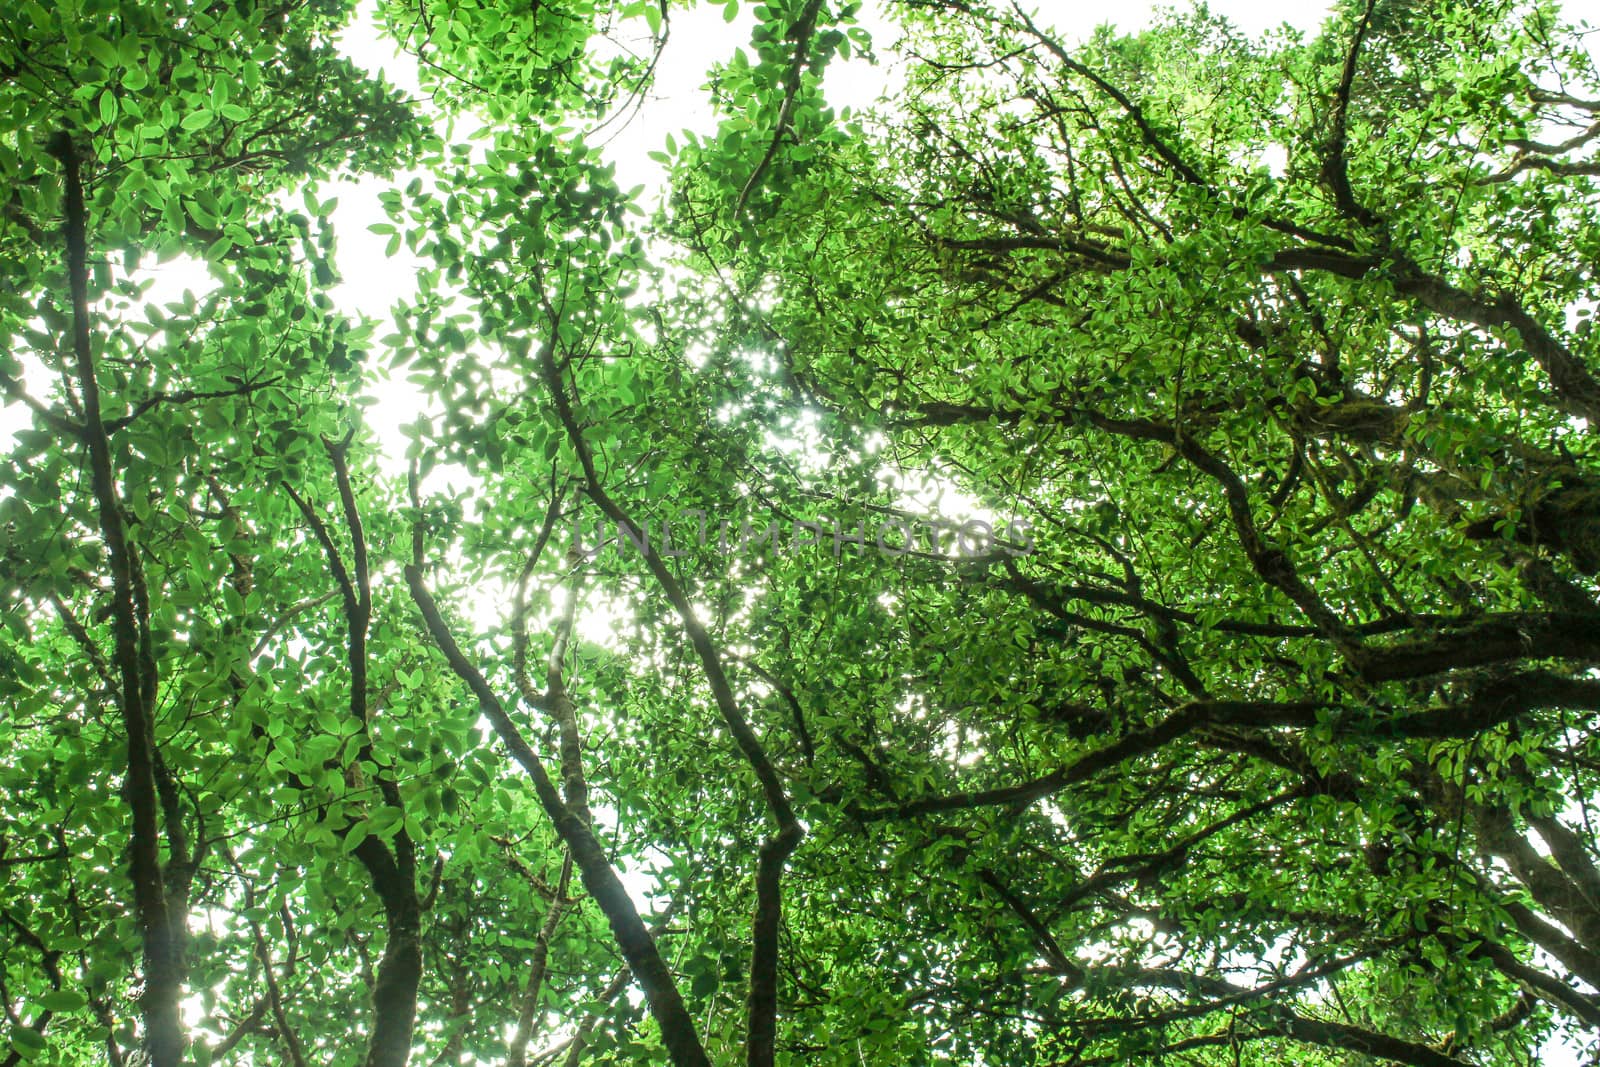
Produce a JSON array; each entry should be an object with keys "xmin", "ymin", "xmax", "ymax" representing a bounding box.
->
[{"xmin": 405, "ymin": 568, "xmax": 711, "ymax": 1067}]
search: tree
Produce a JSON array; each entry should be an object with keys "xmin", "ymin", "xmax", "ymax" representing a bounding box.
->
[
  {"xmin": 2, "ymin": 0, "xmax": 1600, "ymax": 1064},
  {"xmin": 665, "ymin": 0, "xmax": 1600, "ymax": 1060}
]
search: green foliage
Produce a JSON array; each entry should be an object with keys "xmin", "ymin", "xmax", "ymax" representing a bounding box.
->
[{"xmin": 4, "ymin": 0, "xmax": 1600, "ymax": 1065}]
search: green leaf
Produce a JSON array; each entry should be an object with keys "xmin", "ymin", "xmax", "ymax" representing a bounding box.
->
[
  {"xmin": 341, "ymin": 825, "xmax": 370, "ymax": 855},
  {"xmin": 84, "ymin": 34, "xmax": 119, "ymax": 68},
  {"xmin": 37, "ymin": 990, "xmax": 86, "ymax": 1012},
  {"xmin": 8, "ymin": 1029, "xmax": 45, "ymax": 1058}
]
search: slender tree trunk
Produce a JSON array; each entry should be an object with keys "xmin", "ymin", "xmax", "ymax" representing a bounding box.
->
[{"xmin": 53, "ymin": 130, "xmax": 187, "ymax": 1066}]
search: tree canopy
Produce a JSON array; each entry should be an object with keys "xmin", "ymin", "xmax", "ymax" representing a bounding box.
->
[{"xmin": 4, "ymin": 0, "xmax": 1600, "ymax": 1064}]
